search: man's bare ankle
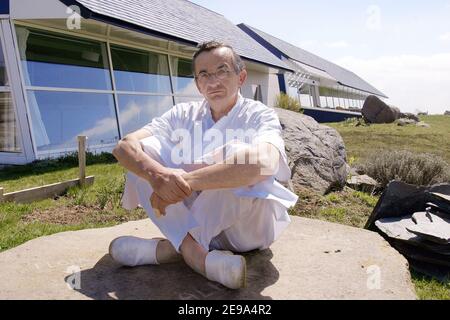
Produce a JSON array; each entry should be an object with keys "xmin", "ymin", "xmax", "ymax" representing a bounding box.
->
[{"xmin": 156, "ymin": 239, "xmax": 182, "ymax": 263}]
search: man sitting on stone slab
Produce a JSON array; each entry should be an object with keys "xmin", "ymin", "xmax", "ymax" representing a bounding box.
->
[{"xmin": 110, "ymin": 41, "xmax": 298, "ymax": 289}]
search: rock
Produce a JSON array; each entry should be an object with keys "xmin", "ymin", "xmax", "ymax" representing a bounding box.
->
[
  {"xmin": 365, "ymin": 181, "xmax": 450, "ymax": 278},
  {"xmin": 275, "ymin": 108, "xmax": 349, "ymax": 195},
  {"xmin": 444, "ymin": 111, "xmax": 450, "ymax": 116},
  {"xmin": 0, "ymin": 217, "xmax": 417, "ymax": 300},
  {"xmin": 366, "ymin": 181, "xmax": 450, "ymax": 231},
  {"xmin": 397, "ymin": 118, "xmax": 417, "ymax": 126},
  {"xmin": 362, "ymin": 95, "xmax": 401, "ymax": 124},
  {"xmin": 416, "ymin": 122, "xmax": 430, "ymax": 128},
  {"xmin": 347, "ymin": 174, "xmax": 379, "ymax": 193},
  {"xmin": 349, "ymin": 166, "xmax": 364, "ymax": 176},
  {"xmin": 407, "ymin": 212, "xmax": 450, "ymax": 245},
  {"xmin": 375, "ymin": 216, "xmax": 419, "ymax": 241},
  {"xmin": 375, "ymin": 214, "xmax": 450, "ymax": 252},
  {"xmin": 399, "ymin": 113, "xmax": 420, "ymax": 122}
]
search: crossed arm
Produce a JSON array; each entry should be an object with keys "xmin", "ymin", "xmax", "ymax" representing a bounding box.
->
[{"xmin": 112, "ymin": 129, "xmax": 280, "ymax": 215}]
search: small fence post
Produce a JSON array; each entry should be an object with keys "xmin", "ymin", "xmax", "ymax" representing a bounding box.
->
[
  {"xmin": 78, "ymin": 136, "xmax": 87, "ymax": 187},
  {"xmin": 0, "ymin": 187, "xmax": 3, "ymax": 203}
]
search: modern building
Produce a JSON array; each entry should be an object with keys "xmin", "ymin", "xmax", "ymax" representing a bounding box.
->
[
  {"xmin": 238, "ymin": 24, "xmax": 387, "ymax": 122},
  {"xmin": 0, "ymin": 0, "xmax": 385, "ymax": 165}
]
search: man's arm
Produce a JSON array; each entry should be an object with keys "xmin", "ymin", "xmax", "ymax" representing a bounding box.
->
[
  {"xmin": 112, "ymin": 129, "xmax": 191, "ymax": 203},
  {"xmin": 182, "ymin": 142, "xmax": 280, "ymax": 191},
  {"xmin": 151, "ymin": 142, "xmax": 280, "ymax": 217}
]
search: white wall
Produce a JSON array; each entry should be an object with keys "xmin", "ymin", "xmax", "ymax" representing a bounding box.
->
[
  {"xmin": 266, "ymin": 73, "xmax": 281, "ymax": 108},
  {"xmin": 11, "ymin": 0, "xmax": 71, "ymax": 19},
  {"xmin": 242, "ymin": 69, "xmax": 280, "ymax": 107}
]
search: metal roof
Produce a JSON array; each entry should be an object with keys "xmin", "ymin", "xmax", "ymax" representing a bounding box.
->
[
  {"xmin": 285, "ymin": 59, "xmax": 338, "ymax": 82},
  {"xmin": 238, "ymin": 23, "xmax": 388, "ymax": 98},
  {"xmin": 58, "ymin": 0, "xmax": 293, "ymax": 72}
]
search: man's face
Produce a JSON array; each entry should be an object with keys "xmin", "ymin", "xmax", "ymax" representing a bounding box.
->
[{"xmin": 194, "ymin": 47, "xmax": 247, "ymax": 107}]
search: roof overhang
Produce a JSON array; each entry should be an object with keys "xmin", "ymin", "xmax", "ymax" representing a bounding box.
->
[
  {"xmin": 10, "ymin": 0, "xmax": 296, "ymax": 73},
  {"xmin": 289, "ymin": 59, "xmax": 337, "ymax": 82},
  {"xmin": 284, "ymin": 58, "xmax": 336, "ymax": 89},
  {"xmin": 60, "ymin": 0, "xmax": 294, "ymax": 72}
]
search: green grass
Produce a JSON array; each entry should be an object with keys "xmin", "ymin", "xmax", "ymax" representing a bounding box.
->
[
  {"xmin": 292, "ymin": 186, "xmax": 379, "ymax": 228},
  {"xmin": 0, "ymin": 152, "xmax": 118, "ymax": 192},
  {"xmin": 0, "ymin": 154, "xmax": 147, "ymax": 253},
  {"xmin": 411, "ymin": 271, "xmax": 450, "ymax": 300},
  {"xmin": 327, "ymin": 115, "xmax": 450, "ymax": 164}
]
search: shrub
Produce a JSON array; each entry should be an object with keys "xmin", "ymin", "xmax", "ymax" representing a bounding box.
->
[
  {"xmin": 67, "ymin": 185, "xmax": 92, "ymax": 207},
  {"xmin": 275, "ymin": 93, "xmax": 302, "ymax": 112},
  {"xmin": 358, "ymin": 150, "xmax": 450, "ymax": 189},
  {"xmin": 95, "ymin": 177, "xmax": 125, "ymax": 210},
  {"xmin": 341, "ymin": 117, "xmax": 369, "ymax": 127}
]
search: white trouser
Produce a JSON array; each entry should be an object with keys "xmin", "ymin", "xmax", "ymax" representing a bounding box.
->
[{"xmin": 121, "ymin": 136, "xmax": 297, "ymax": 253}]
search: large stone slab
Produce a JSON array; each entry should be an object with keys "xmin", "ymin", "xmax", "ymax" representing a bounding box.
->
[{"xmin": 0, "ymin": 217, "xmax": 416, "ymax": 300}]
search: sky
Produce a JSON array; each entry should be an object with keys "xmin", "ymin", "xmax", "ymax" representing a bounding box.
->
[{"xmin": 189, "ymin": 0, "xmax": 450, "ymax": 114}]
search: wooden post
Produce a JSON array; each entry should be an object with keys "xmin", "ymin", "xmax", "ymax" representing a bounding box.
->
[
  {"xmin": 78, "ymin": 136, "xmax": 87, "ymax": 187},
  {"xmin": 0, "ymin": 187, "xmax": 3, "ymax": 203}
]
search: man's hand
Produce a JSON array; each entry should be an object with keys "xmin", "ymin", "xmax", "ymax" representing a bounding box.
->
[
  {"xmin": 150, "ymin": 193, "xmax": 171, "ymax": 218},
  {"xmin": 149, "ymin": 168, "xmax": 192, "ymax": 204}
]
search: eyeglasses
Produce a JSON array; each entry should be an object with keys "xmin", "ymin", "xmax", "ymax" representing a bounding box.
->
[{"xmin": 195, "ymin": 66, "xmax": 231, "ymax": 84}]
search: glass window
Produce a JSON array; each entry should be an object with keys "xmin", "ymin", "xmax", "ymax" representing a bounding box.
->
[
  {"xmin": 16, "ymin": 27, "xmax": 112, "ymax": 90},
  {"xmin": 0, "ymin": 37, "xmax": 8, "ymax": 86},
  {"xmin": 0, "ymin": 92, "xmax": 20, "ymax": 152},
  {"xmin": 170, "ymin": 56, "xmax": 199, "ymax": 96},
  {"xmin": 329, "ymin": 96, "xmax": 335, "ymax": 108},
  {"xmin": 111, "ymin": 45, "xmax": 171, "ymax": 93},
  {"xmin": 27, "ymin": 91, "xmax": 118, "ymax": 152},
  {"xmin": 320, "ymin": 96, "xmax": 327, "ymax": 108},
  {"xmin": 299, "ymin": 85, "xmax": 312, "ymax": 108},
  {"xmin": 118, "ymin": 95, "xmax": 174, "ymax": 136}
]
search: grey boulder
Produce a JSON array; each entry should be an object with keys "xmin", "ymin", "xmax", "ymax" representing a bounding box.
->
[
  {"xmin": 275, "ymin": 108, "xmax": 349, "ymax": 195},
  {"xmin": 362, "ymin": 95, "xmax": 401, "ymax": 124},
  {"xmin": 347, "ymin": 174, "xmax": 379, "ymax": 193},
  {"xmin": 397, "ymin": 119, "xmax": 417, "ymax": 126},
  {"xmin": 399, "ymin": 113, "xmax": 420, "ymax": 122}
]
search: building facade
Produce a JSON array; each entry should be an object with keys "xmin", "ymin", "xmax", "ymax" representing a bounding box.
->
[
  {"xmin": 238, "ymin": 23, "xmax": 387, "ymax": 117},
  {"xmin": 0, "ymin": 0, "xmax": 385, "ymax": 165},
  {"xmin": 0, "ymin": 0, "xmax": 293, "ymax": 164}
]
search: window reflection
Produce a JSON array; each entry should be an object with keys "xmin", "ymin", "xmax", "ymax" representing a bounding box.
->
[
  {"xmin": 16, "ymin": 27, "xmax": 112, "ymax": 90},
  {"xmin": 0, "ymin": 93, "xmax": 20, "ymax": 152},
  {"xmin": 170, "ymin": 56, "xmax": 199, "ymax": 96},
  {"xmin": 118, "ymin": 94, "xmax": 174, "ymax": 135},
  {"xmin": 27, "ymin": 91, "xmax": 119, "ymax": 152},
  {"xmin": 13, "ymin": 27, "xmax": 207, "ymax": 157},
  {"xmin": 0, "ymin": 37, "xmax": 8, "ymax": 86},
  {"xmin": 111, "ymin": 45, "xmax": 171, "ymax": 93}
]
